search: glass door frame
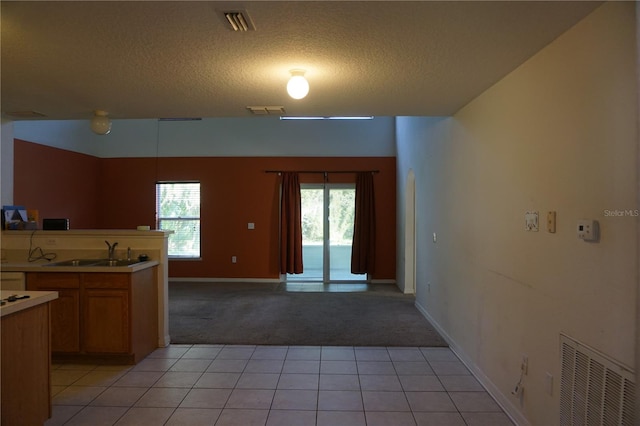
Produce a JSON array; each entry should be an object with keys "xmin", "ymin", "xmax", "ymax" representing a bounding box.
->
[{"xmin": 287, "ymin": 182, "xmax": 364, "ymax": 283}]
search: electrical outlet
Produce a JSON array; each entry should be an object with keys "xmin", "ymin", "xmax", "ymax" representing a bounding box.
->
[
  {"xmin": 232, "ymin": 256, "xmax": 237, "ymax": 263},
  {"xmin": 45, "ymin": 238, "xmax": 57, "ymax": 246},
  {"xmin": 522, "ymin": 355, "xmax": 528, "ymax": 375},
  {"xmin": 545, "ymin": 372, "xmax": 553, "ymax": 395}
]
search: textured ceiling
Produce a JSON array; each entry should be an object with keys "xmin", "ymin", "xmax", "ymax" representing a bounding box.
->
[{"xmin": 1, "ymin": 1, "xmax": 601, "ymax": 120}]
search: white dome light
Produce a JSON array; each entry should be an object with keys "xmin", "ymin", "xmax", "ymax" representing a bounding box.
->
[
  {"xmin": 90, "ymin": 110, "xmax": 112, "ymax": 135},
  {"xmin": 287, "ymin": 70, "xmax": 309, "ymax": 100}
]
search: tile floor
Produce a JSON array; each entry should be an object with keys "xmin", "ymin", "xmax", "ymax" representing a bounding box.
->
[{"xmin": 46, "ymin": 344, "xmax": 514, "ymax": 426}]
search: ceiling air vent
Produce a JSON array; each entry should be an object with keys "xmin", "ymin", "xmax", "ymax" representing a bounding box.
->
[
  {"xmin": 4, "ymin": 110, "xmax": 46, "ymax": 118},
  {"xmin": 221, "ymin": 10, "xmax": 255, "ymax": 32},
  {"xmin": 247, "ymin": 106, "xmax": 285, "ymax": 116}
]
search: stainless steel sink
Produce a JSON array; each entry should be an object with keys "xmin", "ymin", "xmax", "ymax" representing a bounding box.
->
[
  {"xmin": 93, "ymin": 259, "xmax": 141, "ymax": 267},
  {"xmin": 44, "ymin": 259, "xmax": 104, "ymax": 267},
  {"xmin": 45, "ymin": 258, "xmax": 141, "ymax": 267}
]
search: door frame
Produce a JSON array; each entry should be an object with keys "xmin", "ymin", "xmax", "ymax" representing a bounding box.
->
[{"xmin": 404, "ymin": 170, "xmax": 416, "ymax": 294}]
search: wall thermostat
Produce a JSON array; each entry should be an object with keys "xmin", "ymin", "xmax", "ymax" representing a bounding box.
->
[{"xmin": 577, "ymin": 220, "xmax": 599, "ymax": 242}]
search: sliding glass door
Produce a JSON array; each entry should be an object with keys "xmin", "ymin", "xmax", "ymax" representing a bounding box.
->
[{"xmin": 287, "ymin": 184, "xmax": 364, "ymax": 283}]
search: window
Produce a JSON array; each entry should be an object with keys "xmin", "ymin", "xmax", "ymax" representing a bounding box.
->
[{"xmin": 156, "ymin": 182, "xmax": 201, "ymax": 258}]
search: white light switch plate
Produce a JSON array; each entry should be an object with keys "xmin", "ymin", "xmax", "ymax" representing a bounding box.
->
[{"xmin": 525, "ymin": 211, "xmax": 539, "ymax": 232}]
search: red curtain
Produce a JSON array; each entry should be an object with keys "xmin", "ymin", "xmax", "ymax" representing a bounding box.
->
[
  {"xmin": 351, "ymin": 172, "xmax": 376, "ymax": 274},
  {"xmin": 280, "ymin": 172, "xmax": 304, "ymax": 274}
]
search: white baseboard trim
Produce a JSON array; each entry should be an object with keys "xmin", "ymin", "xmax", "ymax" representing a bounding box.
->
[
  {"xmin": 370, "ymin": 279, "xmax": 396, "ymax": 284},
  {"xmin": 169, "ymin": 277, "xmax": 281, "ymax": 284},
  {"xmin": 414, "ymin": 301, "xmax": 530, "ymax": 426}
]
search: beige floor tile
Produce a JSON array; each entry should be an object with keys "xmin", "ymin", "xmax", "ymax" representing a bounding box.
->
[
  {"xmin": 63, "ymin": 406, "xmax": 128, "ymax": 426},
  {"xmin": 164, "ymin": 408, "xmax": 221, "ymax": 426},
  {"xmin": 44, "ymin": 405, "xmax": 84, "ymax": 426},
  {"xmin": 461, "ymin": 412, "xmax": 515, "ymax": 426},
  {"xmin": 277, "ymin": 373, "xmax": 319, "ymax": 390},
  {"xmin": 317, "ymin": 410, "xmax": 366, "ymax": 426},
  {"xmin": 155, "ymin": 371, "xmax": 204, "ymax": 388},
  {"xmin": 73, "ymin": 370, "xmax": 127, "ymax": 387},
  {"xmin": 215, "ymin": 408, "xmax": 269, "ymax": 426},
  {"xmin": 362, "ymin": 391, "xmax": 410, "ymax": 411},
  {"xmin": 53, "ymin": 386, "xmax": 105, "ymax": 406},
  {"xmin": 359, "ymin": 374, "xmax": 403, "ymax": 391},
  {"xmin": 271, "ymin": 389, "xmax": 318, "ymax": 410},
  {"xmin": 90, "ymin": 387, "xmax": 147, "ymax": 407},
  {"xmin": 194, "ymin": 372, "xmax": 241, "ymax": 389},
  {"xmin": 51, "ymin": 369, "xmax": 91, "ymax": 386},
  {"xmin": 414, "ymin": 412, "xmax": 466, "ymax": 426},
  {"xmin": 225, "ymin": 388, "xmax": 275, "ymax": 409},
  {"xmin": 318, "ymin": 390, "xmax": 364, "ymax": 411},
  {"xmin": 179, "ymin": 388, "xmax": 232, "ymax": 409},
  {"xmin": 114, "ymin": 407, "xmax": 174, "ymax": 425},
  {"xmin": 134, "ymin": 387, "xmax": 190, "ymax": 407},
  {"xmin": 319, "ymin": 374, "xmax": 361, "ymax": 391},
  {"xmin": 365, "ymin": 411, "xmax": 416, "ymax": 426},
  {"xmin": 112, "ymin": 371, "xmax": 164, "ymax": 387},
  {"xmin": 405, "ymin": 391, "xmax": 457, "ymax": 412},
  {"xmin": 266, "ymin": 409, "xmax": 316, "ymax": 426},
  {"xmin": 398, "ymin": 375, "xmax": 444, "ymax": 392}
]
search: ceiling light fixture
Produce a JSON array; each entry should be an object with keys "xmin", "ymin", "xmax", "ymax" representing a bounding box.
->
[
  {"xmin": 287, "ymin": 69, "xmax": 309, "ymax": 100},
  {"xmin": 90, "ymin": 110, "xmax": 112, "ymax": 135}
]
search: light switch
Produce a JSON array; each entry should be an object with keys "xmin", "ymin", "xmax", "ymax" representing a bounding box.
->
[
  {"xmin": 525, "ymin": 211, "xmax": 539, "ymax": 232},
  {"xmin": 248, "ymin": 222, "xmax": 255, "ymax": 230}
]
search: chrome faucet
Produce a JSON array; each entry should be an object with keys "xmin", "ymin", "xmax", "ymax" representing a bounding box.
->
[{"xmin": 105, "ymin": 240, "xmax": 118, "ymax": 260}]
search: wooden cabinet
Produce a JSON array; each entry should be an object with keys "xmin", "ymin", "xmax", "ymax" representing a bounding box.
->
[
  {"xmin": 26, "ymin": 267, "xmax": 157, "ymax": 364},
  {"xmin": 1, "ymin": 297, "xmax": 54, "ymax": 425},
  {"xmin": 26, "ymin": 273, "xmax": 80, "ymax": 353}
]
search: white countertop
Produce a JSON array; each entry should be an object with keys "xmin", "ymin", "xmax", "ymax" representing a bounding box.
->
[
  {"xmin": 0, "ymin": 290, "xmax": 58, "ymax": 317},
  {"xmin": 1, "ymin": 259, "xmax": 159, "ymax": 273}
]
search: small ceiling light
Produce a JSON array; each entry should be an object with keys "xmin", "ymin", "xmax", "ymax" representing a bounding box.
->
[
  {"xmin": 287, "ymin": 69, "xmax": 309, "ymax": 100},
  {"xmin": 90, "ymin": 110, "xmax": 112, "ymax": 135}
]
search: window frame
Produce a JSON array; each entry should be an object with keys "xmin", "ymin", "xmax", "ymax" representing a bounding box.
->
[{"xmin": 156, "ymin": 181, "xmax": 202, "ymax": 260}]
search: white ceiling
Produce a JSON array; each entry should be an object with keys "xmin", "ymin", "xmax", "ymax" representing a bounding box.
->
[{"xmin": 1, "ymin": 1, "xmax": 601, "ymax": 120}]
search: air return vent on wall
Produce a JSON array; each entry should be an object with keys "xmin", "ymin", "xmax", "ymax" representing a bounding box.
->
[{"xmin": 560, "ymin": 334, "xmax": 635, "ymax": 425}]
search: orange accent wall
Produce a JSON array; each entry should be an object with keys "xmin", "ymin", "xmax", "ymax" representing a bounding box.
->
[
  {"xmin": 13, "ymin": 139, "xmax": 100, "ymax": 229},
  {"xmin": 14, "ymin": 141, "xmax": 396, "ymax": 280}
]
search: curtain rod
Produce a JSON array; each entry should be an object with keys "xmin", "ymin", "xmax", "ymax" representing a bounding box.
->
[{"xmin": 265, "ymin": 170, "xmax": 379, "ymax": 174}]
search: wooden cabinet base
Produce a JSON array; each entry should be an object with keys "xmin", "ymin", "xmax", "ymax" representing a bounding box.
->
[
  {"xmin": 28, "ymin": 266, "xmax": 158, "ymax": 365},
  {"xmin": 1, "ymin": 303, "xmax": 52, "ymax": 425}
]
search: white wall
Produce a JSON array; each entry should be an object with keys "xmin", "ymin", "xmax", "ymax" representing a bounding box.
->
[
  {"xmin": 396, "ymin": 3, "xmax": 637, "ymax": 425},
  {"xmin": 1, "ymin": 119, "xmax": 15, "ymax": 205},
  {"xmin": 13, "ymin": 117, "xmax": 396, "ymax": 158}
]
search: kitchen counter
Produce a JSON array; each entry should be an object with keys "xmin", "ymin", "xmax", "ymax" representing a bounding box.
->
[
  {"xmin": 1, "ymin": 259, "xmax": 159, "ymax": 273},
  {"xmin": 0, "ymin": 289, "xmax": 58, "ymax": 317}
]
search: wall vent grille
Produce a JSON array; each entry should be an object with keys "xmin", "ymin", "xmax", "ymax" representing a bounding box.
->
[{"xmin": 560, "ymin": 334, "xmax": 635, "ymax": 425}]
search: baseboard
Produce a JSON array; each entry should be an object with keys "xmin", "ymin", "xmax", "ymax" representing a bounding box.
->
[
  {"xmin": 414, "ymin": 301, "xmax": 530, "ymax": 426},
  {"xmin": 370, "ymin": 279, "xmax": 396, "ymax": 284},
  {"xmin": 170, "ymin": 277, "xmax": 397, "ymax": 285},
  {"xmin": 169, "ymin": 277, "xmax": 281, "ymax": 284}
]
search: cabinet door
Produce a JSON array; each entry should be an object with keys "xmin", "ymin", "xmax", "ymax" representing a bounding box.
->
[
  {"xmin": 82, "ymin": 288, "xmax": 130, "ymax": 354},
  {"xmin": 26, "ymin": 273, "xmax": 80, "ymax": 353}
]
